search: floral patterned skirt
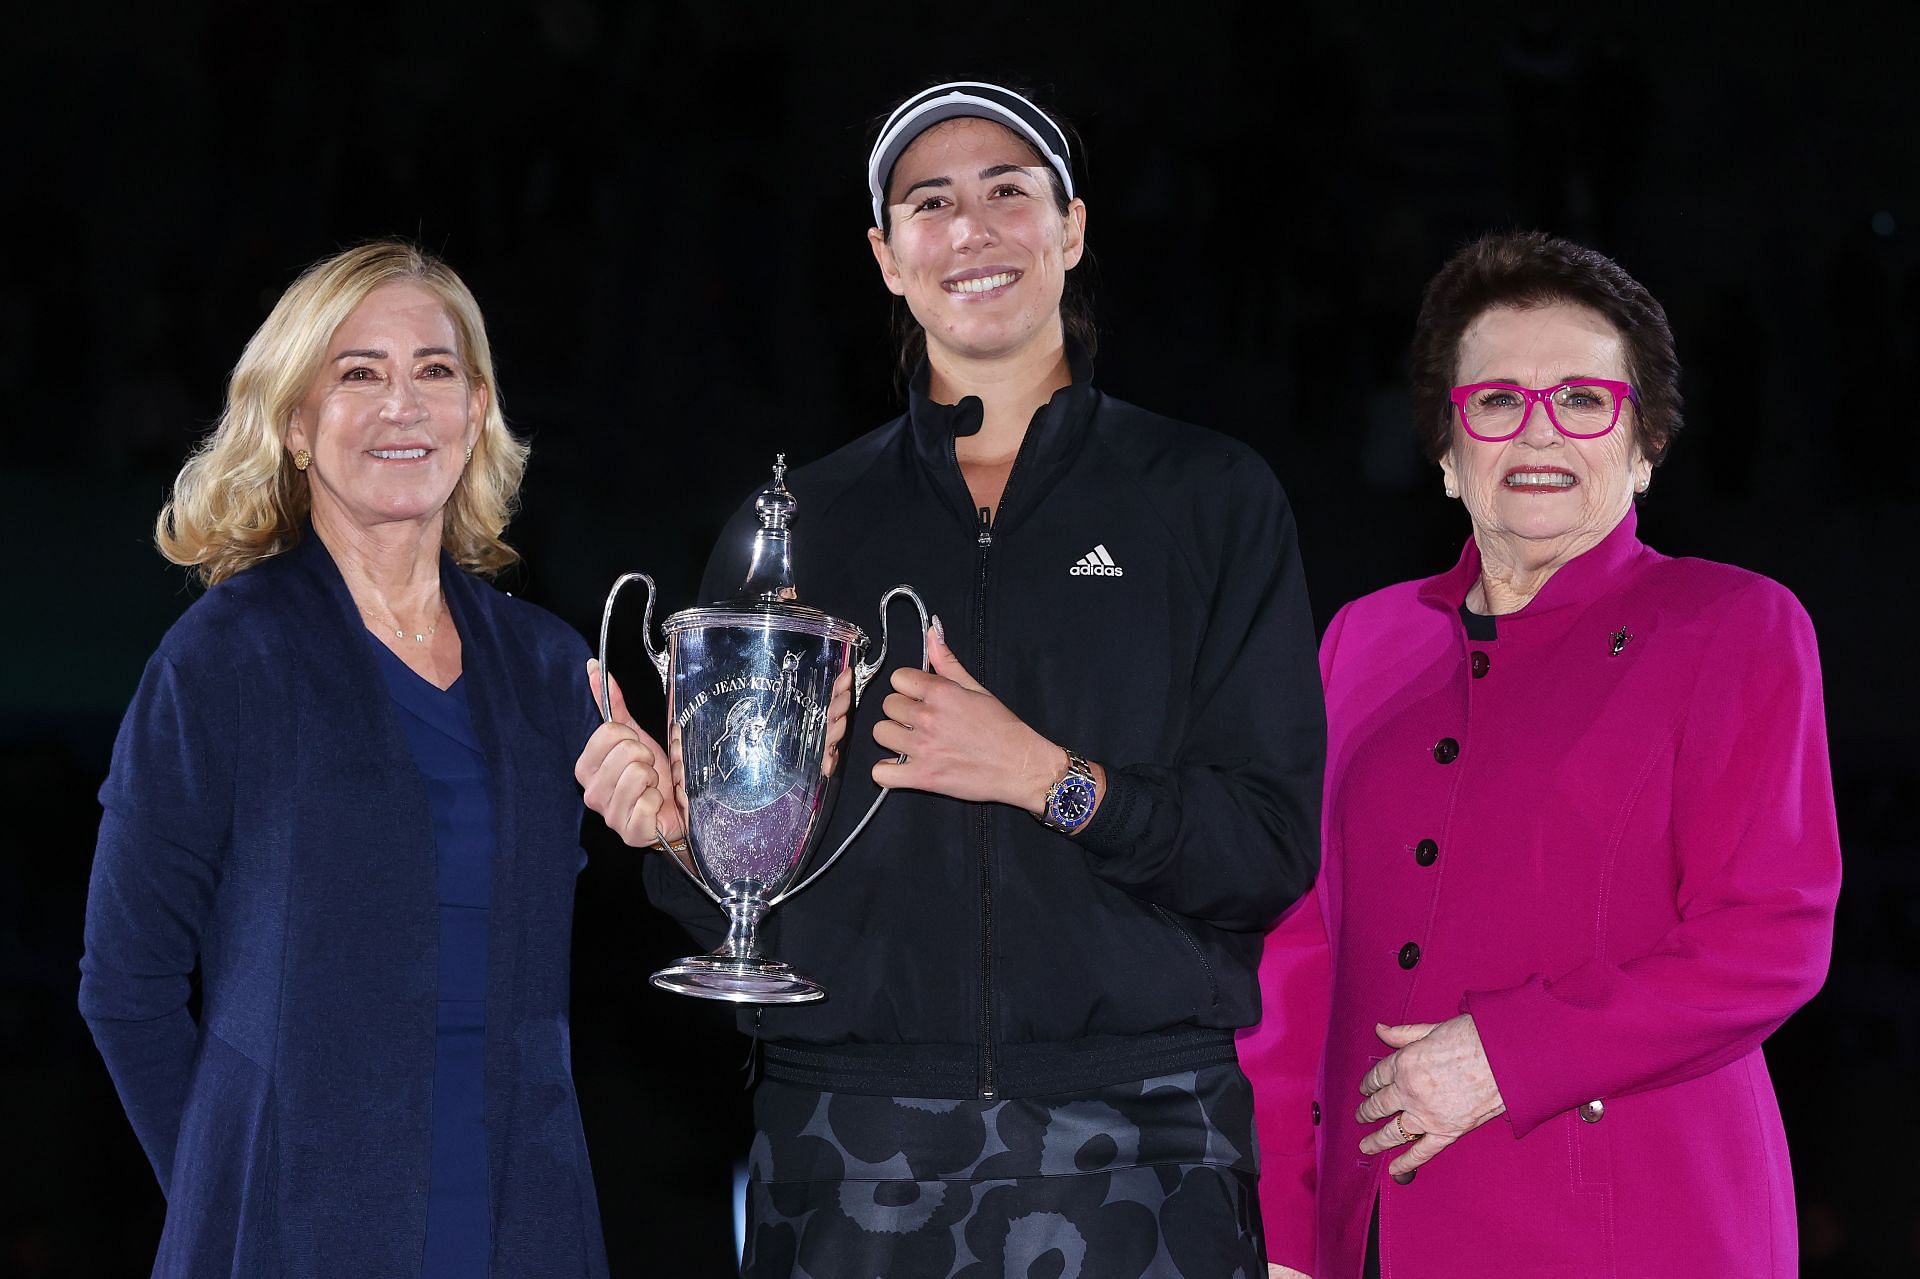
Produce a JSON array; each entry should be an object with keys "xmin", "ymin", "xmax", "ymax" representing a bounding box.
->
[{"xmin": 741, "ymin": 1063, "xmax": 1265, "ymax": 1279}]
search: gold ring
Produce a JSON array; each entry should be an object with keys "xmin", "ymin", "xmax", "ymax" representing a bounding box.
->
[{"xmin": 1393, "ymin": 1114, "xmax": 1424, "ymax": 1144}]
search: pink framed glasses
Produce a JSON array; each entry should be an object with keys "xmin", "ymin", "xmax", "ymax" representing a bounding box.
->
[{"xmin": 1449, "ymin": 379, "xmax": 1637, "ymax": 442}]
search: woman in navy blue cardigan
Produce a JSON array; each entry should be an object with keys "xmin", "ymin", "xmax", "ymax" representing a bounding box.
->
[{"xmin": 79, "ymin": 242, "xmax": 668, "ymax": 1275}]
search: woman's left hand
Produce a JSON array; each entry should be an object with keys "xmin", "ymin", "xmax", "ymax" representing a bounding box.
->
[
  {"xmin": 871, "ymin": 617, "xmax": 1064, "ymax": 813},
  {"xmin": 1355, "ymin": 1014, "xmax": 1506, "ymax": 1177}
]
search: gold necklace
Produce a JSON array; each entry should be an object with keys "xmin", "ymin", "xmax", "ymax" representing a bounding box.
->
[{"xmin": 362, "ymin": 597, "xmax": 443, "ymax": 645}]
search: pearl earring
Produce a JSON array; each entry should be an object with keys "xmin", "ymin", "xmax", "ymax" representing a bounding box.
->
[
  {"xmin": 464, "ymin": 445, "xmax": 473, "ymax": 464},
  {"xmin": 1444, "ymin": 485, "xmax": 1457, "ymax": 499}
]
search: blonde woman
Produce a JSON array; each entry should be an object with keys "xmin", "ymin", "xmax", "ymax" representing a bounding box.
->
[{"xmin": 79, "ymin": 241, "xmax": 667, "ymax": 1276}]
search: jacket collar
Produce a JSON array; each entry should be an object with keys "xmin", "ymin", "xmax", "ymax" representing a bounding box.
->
[
  {"xmin": 1418, "ymin": 506, "xmax": 1651, "ymax": 623},
  {"xmin": 905, "ymin": 341, "xmax": 1101, "ymax": 533}
]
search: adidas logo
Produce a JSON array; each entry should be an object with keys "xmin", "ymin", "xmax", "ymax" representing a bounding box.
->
[{"xmin": 1070, "ymin": 544, "xmax": 1125, "ymax": 577}]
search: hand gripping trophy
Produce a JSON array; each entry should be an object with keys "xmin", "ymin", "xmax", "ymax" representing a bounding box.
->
[{"xmin": 596, "ymin": 458, "xmax": 927, "ymax": 1003}]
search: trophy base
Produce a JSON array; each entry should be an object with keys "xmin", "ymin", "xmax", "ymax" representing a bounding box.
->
[{"xmin": 650, "ymin": 955, "xmax": 826, "ymax": 1004}]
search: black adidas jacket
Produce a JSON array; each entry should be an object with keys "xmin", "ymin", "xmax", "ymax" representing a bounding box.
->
[{"xmin": 643, "ymin": 363, "xmax": 1324, "ymax": 1100}]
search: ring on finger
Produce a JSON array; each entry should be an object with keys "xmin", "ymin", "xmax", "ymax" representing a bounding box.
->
[{"xmin": 1391, "ymin": 1114, "xmax": 1424, "ymax": 1144}]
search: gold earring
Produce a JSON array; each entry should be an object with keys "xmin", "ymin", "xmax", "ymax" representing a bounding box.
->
[{"xmin": 293, "ymin": 449, "xmax": 312, "ymax": 472}]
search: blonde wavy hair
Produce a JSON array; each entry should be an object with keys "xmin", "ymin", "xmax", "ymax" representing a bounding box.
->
[{"xmin": 157, "ymin": 240, "xmax": 528, "ymax": 585}]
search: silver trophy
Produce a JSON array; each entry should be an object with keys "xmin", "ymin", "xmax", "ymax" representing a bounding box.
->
[{"xmin": 596, "ymin": 457, "xmax": 927, "ymax": 1003}]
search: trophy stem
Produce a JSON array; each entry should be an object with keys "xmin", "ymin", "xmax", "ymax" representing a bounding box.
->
[
  {"xmin": 715, "ymin": 894, "xmax": 767, "ymax": 959},
  {"xmin": 650, "ymin": 892, "xmax": 826, "ymax": 1004}
]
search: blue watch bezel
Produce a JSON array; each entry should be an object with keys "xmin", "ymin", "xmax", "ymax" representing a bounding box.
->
[{"xmin": 1043, "ymin": 768, "xmax": 1098, "ymax": 833}]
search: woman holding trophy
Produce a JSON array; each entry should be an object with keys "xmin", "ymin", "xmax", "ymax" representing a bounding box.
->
[{"xmin": 580, "ymin": 81, "xmax": 1325, "ymax": 1277}]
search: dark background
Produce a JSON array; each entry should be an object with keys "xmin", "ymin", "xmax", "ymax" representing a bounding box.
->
[{"xmin": 4, "ymin": 2, "xmax": 1915, "ymax": 1274}]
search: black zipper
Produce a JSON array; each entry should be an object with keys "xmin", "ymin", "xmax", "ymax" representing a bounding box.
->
[
  {"xmin": 973, "ymin": 501, "xmax": 997, "ymax": 1100},
  {"xmin": 956, "ymin": 411, "xmax": 1042, "ymax": 1103}
]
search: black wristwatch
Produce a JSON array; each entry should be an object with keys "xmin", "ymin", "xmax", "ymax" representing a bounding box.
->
[{"xmin": 1039, "ymin": 751, "xmax": 1099, "ymax": 835}]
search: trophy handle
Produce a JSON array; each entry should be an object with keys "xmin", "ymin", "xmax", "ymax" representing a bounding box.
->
[
  {"xmin": 772, "ymin": 584, "xmax": 929, "ymax": 906},
  {"xmin": 596, "ymin": 572, "xmax": 671, "ymax": 722},
  {"xmin": 596, "ymin": 572, "xmax": 720, "ymax": 903},
  {"xmin": 852, "ymin": 584, "xmax": 930, "ymax": 705}
]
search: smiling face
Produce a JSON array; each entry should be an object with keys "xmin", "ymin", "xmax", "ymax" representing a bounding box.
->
[
  {"xmin": 867, "ymin": 117, "xmax": 1086, "ymax": 367},
  {"xmin": 1441, "ymin": 301, "xmax": 1652, "ymax": 571},
  {"xmin": 286, "ymin": 282, "xmax": 487, "ymax": 541}
]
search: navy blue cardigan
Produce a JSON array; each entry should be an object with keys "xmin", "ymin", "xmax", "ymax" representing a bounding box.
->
[{"xmin": 80, "ymin": 532, "xmax": 609, "ymax": 1277}]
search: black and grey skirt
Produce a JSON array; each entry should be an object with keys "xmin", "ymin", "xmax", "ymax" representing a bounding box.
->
[{"xmin": 742, "ymin": 1063, "xmax": 1265, "ymax": 1279}]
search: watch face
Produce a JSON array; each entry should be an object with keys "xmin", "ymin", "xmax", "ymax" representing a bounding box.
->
[{"xmin": 1047, "ymin": 775, "xmax": 1098, "ymax": 828}]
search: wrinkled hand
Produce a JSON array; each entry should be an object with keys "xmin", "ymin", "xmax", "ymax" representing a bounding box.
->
[
  {"xmin": 576, "ymin": 660, "xmax": 688, "ymax": 856},
  {"xmin": 1355, "ymin": 1014, "xmax": 1506, "ymax": 1177},
  {"xmin": 1268, "ymin": 1266, "xmax": 1312, "ymax": 1279},
  {"xmin": 871, "ymin": 617, "xmax": 1062, "ymax": 812}
]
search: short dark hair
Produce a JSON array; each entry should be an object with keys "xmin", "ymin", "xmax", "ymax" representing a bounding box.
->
[
  {"xmin": 871, "ymin": 84, "xmax": 1097, "ymax": 388},
  {"xmin": 1410, "ymin": 231, "xmax": 1682, "ymax": 467}
]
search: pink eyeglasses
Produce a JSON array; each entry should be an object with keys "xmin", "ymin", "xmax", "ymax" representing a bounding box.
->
[{"xmin": 1449, "ymin": 379, "xmax": 1637, "ymax": 442}]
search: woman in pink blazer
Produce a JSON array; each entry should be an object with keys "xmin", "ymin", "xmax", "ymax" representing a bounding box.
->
[{"xmin": 1254, "ymin": 231, "xmax": 1840, "ymax": 1278}]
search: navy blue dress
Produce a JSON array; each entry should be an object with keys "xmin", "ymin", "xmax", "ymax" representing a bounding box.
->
[{"xmin": 374, "ymin": 640, "xmax": 495, "ymax": 1276}]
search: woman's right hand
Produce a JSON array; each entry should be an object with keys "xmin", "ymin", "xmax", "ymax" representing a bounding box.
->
[
  {"xmin": 1269, "ymin": 1266, "xmax": 1311, "ymax": 1279},
  {"xmin": 577, "ymin": 660, "xmax": 687, "ymax": 855}
]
